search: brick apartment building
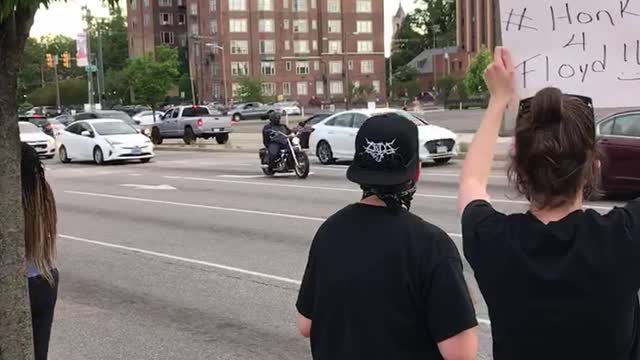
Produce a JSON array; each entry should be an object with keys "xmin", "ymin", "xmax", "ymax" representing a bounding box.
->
[
  {"xmin": 127, "ymin": 0, "xmax": 188, "ymax": 57},
  {"xmin": 128, "ymin": 0, "xmax": 387, "ymax": 105}
]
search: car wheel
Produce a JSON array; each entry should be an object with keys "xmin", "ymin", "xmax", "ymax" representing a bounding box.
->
[
  {"xmin": 140, "ymin": 158, "xmax": 151, "ymax": 164},
  {"xmin": 434, "ymin": 157, "xmax": 452, "ymax": 165},
  {"xmin": 93, "ymin": 147, "xmax": 105, "ymax": 165},
  {"xmin": 215, "ymin": 133, "xmax": 229, "ymax": 144},
  {"xmin": 151, "ymin": 127, "xmax": 163, "ymax": 145},
  {"xmin": 316, "ymin": 141, "xmax": 335, "ymax": 165},
  {"xmin": 183, "ymin": 126, "xmax": 196, "ymax": 145},
  {"xmin": 59, "ymin": 145, "xmax": 70, "ymax": 163},
  {"xmin": 233, "ymin": 113, "xmax": 242, "ymax": 122}
]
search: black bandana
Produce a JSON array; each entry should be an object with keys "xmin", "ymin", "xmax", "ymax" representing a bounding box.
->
[{"xmin": 361, "ymin": 181, "xmax": 417, "ymax": 211}]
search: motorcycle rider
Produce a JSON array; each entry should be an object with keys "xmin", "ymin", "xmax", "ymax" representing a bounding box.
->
[{"xmin": 262, "ymin": 111, "xmax": 291, "ymax": 169}]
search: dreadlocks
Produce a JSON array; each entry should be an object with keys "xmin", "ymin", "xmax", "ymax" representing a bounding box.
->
[{"xmin": 21, "ymin": 143, "xmax": 58, "ymax": 286}]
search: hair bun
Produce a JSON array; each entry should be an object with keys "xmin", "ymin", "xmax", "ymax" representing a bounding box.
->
[{"xmin": 532, "ymin": 87, "xmax": 563, "ymax": 125}]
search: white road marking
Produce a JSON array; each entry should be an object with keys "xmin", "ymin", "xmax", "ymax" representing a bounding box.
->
[
  {"xmin": 129, "ymin": 173, "xmax": 143, "ymax": 177},
  {"xmin": 63, "ymin": 191, "xmax": 326, "ymax": 222},
  {"xmin": 314, "ymin": 166, "xmax": 507, "ymax": 179},
  {"xmin": 163, "ymin": 175, "xmax": 614, "ymax": 211},
  {"xmin": 120, "ymin": 184, "xmax": 177, "ymax": 190},
  {"xmin": 219, "ymin": 174, "xmax": 267, "ymax": 179},
  {"xmin": 60, "ymin": 233, "xmax": 491, "ymax": 326}
]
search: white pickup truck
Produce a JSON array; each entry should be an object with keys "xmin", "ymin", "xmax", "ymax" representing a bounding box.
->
[{"xmin": 150, "ymin": 106, "xmax": 233, "ymax": 145}]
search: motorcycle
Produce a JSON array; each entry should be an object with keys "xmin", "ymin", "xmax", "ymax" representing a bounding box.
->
[{"xmin": 259, "ymin": 131, "xmax": 310, "ymax": 179}]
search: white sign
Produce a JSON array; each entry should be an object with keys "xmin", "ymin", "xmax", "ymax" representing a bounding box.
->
[
  {"xmin": 499, "ymin": 0, "xmax": 640, "ymax": 107},
  {"xmin": 76, "ymin": 33, "xmax": 88, "ymax": 67}
]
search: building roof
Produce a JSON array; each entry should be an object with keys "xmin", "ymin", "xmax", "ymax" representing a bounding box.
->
[
  {"xmin": 394, "ymin": 4, "xmax": 406, "ymax": 18},
  {"xmin": 407, "ymin": 47, "xmax": 459, "ymax": 74}
]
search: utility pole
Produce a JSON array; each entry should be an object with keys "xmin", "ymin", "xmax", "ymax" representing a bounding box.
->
[
  {"xmin": 83, "ymin": 6, "xmax": 94, "ymax": 111},
  {"xmin": 388, "ymin": 50, "xmax": 393, "ymax": 107},
  {"xmin": 53, "ymin": 55, "xmax": 61, "ymax": 110},
  {"xmin": 97, "ymin": 24, "xmax": 105, "ymax": 107}
]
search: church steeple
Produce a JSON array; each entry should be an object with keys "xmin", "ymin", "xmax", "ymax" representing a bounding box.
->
[{"xmin": 392, "ymin": 3, "xmax": 406, "ymax": 36}]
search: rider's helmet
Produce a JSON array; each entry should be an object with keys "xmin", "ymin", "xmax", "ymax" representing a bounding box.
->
[{"xmin": 269, "ymin": 111, "xmax": 282, "ymax": 126}]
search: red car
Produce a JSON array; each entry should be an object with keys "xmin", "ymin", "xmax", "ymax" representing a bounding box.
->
[{"xmin": 596, "ymin": 110, "xmax": 640, "ymax": 195}]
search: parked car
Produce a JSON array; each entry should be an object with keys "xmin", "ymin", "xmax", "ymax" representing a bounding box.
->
[
  {"xmin": 53, "ymin": 113, "xmax": 74, "ymax": 126},
  {"xmin": 74, "ymin": 110, "xmax": 151, "ymax": 136},
  {"xmin": 308, "ymin": 109, "xmax": 457, "ymax": 165},
  {"xmin": 151, "ymin": 105, "xmax": 233, "ymax": 145},
  {"xmin": 24, "ymin": 106, "xmax": 61, "ymax": 118},
  {"xmin": 19, "ymin": 114, "xmax": 55, "ymax": 137},
  {"xmin": 133, "ymin": 110, "xmax": 162, "ymax": 126},
  {"xmin": 19, "ymin": 122, "xmax": 56, "ymax": 159},
  {"xmin": 296, "ymin": 112, "xmax": 334, "ymax": 149},
  {"xmin": 596, "ymin": 110, "xmax": 640, "ymax": 195},
  {"xmin": 271, "ymin": 101, "xmax": 302, "ymax": 116},
  {"xmin": 58, "ymin": 119, "xmax": 154, "ymax": 165},
  {"xmin": 228, "ymin": 102, "xmax": 271, "ymax": 121}
]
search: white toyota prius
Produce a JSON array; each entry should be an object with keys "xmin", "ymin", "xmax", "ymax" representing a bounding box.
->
[
  {"xmin": 308, "ymin": 109, "xmax": 458, "ymax": 165},
  {"xmin": 57, "ymin": 119, "xmax": 154, "ymax": 165}
]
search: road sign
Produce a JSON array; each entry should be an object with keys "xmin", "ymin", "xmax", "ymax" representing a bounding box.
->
[{"xmin": 86, "ymin": 65, "xmax": 98, "ymax": 73}]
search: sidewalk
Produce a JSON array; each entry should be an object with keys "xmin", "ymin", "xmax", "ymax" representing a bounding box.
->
[{"xmin": 154, "ymin": 133, "xmax": 513, "ymax": 160}]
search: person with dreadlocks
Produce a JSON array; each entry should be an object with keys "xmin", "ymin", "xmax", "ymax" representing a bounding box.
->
[
  {"xmin": 295, "ymin": 113, "xmax": 478, "ymax": 360},
  {"xmin": 21, "ymin": 143, "xmax": 59, "ymax": 360}
]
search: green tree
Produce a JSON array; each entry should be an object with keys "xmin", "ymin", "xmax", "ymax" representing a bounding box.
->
[
  {"xmin": 436, "ymin": 75, "xmax": 458, "ymax": 103},
  {"xmin": 41, "ymin": 34, "xmax": 85, "ymax": 79},
  {"xmin": 236, "ymin": 77, "xmax": 264, "ymax": 103},
  {"xmin": 393, "ymin": 64, "xmax": 419, "ymax": 83},
  {"xmin": 17, "ymin": 38, "xmax": 46, "ymax": 99},
  {"xmin": 125, "ymin": 46, "xmax": 179, "ymax": 116},
  {"xmin": 413, "ymin": 0, "xmax": 457, "ymax": 49},
  {"xmin": 0, "ymin": 1, "xmax": 117, "ymax": 357},
  {"xmin": 104, "ymin": 69, "xmax": 131, "ymax": 105},
  {"xmin": 390, "ymin": 15, "xmax": 426, "ymax": 69},
  {"xmin": 463, "ymin": 47, "xmax": 491, "ymax": 96},
  {"xmin": 91, "ymin": 7, "xmax": 128, "ymax": 73},
  {"xmin": 27, "ymin": 78, "xmax": 88, "ymax": 106}
]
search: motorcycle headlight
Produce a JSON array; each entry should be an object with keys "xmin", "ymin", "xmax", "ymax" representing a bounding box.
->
[
  {"xmin": 144, "ymin": 128, "xmax": 151, "ymax": 136},
  {"xmin": 292, "ymin": 137, "xmax": 301, "ymax": 146}
]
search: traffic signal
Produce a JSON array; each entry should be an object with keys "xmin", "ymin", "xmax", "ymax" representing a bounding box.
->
[
  {"xmin": 61, "ymin": 52, "xmax": 70, "ymax": 68},
  {"xmin": 45, "ymin": 53, "xmax": 54, "ymax": 68}
]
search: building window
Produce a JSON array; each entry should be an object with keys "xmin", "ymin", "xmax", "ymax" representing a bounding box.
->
[
  {"xmin": 283, "ymin": 0, "xmax": 288, "ymax": 8},
  {"xmin": 328, "ymin": 40, "xmax": 342, "ymax": 54},
  {"xmin": 259, "ymin": 19, "xmax": 275, "ymax": 32},
  {"xmin": 292, "ymin": 0, "xmax": 306, "ymax": 12},
  {"xmin": 278, "ymin": 82, "xmax": 289, "ymax": 97},
  {"xmin": 330, "ymin": 80, "xmax": 343, "ymax": 94},
  {"xmin": 160, "ymin": 13, "xmax": 173, "ymax": 25},
  {"xmin": 229, "ymin": 0, "xmax": 246, "ymax": 11},
  {"xmin": 230, "ymin": 40, "xmax": 249, "ymax": 54},
  {"xmin": 161, "ymin": 31, "xmax": 175, "ymax": 44},
  {"xmin": 232, "ymin": 83, "xmax": 240, "ymax": 97},
  {"xmin": 372, "ymin": 80, "xmax": 380, "ymax": 93},
  {"xmin": 296, "ymin": 61, "xmax": 309, "ymax": 74},
  {"xmin": 283, "ymin": 19, "xmax": 290, "ymax": 29},
  {"xmin": 357, "ymin": 40, "xmax": 373, "ymax": 53},
  {"xmin": 356, "ymin": 20, "xmax": 372, "ymax": 33},
  {"xmin": 259, "ymin": 40, "xmax": 275, "ymax": 54},
  {"xmin": 261, "ymin": 61, "xmax": 276, "ymax": 75},
  {"xmin": 312, "ymin": 40, "xmax": 318, "ymax": 51},
  {"xmin": 316, "ymin": 81, "xmax": 324, "ymax": 95},
  {"xmin": 314, "ymin": 60, "xmax": 320, "ymax": 70},
  {"xmin": 191, "ymin": 23, "xmax": 199, "ymax": 35},
  {"xmin": 159, "ymin": 0, "xmax": 172, "ymax": 6},
  {"xmin": 284, "ymin": 40, "xmax": 290, "ymax": 50},
  {"xmin": 311, "ymin": 20, "xmax": 317, "ymax": 30},
  {"xmin": 231, "ymin": 61, "xmax": 249, "ymax": 76},
  {"xmin": 213, "ymin": 83, "xmax": 221, "ymax": 98},
  {"xmin": 143, "ymin": 0, "xmax": 149, "ymax": 7},
  {"xmin": 361, "ymin": 60, "xmax": 374, "ymax": 73},
  {"xmin": 297, "ymin": 82, "xmax": 308, "ymax": 95},
  {"xmin": 189, "ymin": 3, "xmax": 197, "ymax": 14},
  {"xmin": 328, "ymin": 20, "xmax": 341, "ymax": 33},
  {"xmin": 209, "ymin": 0, "xmax": 216, "ymax": 11},
  {"xmin": 286, "ymin": 61, "xmax": 292, "ymax": 71},
  {"xmin": 131, "ymin": 0, "xmax": 137, "ymax": 10},
  {"xmin": 294, "ymin": 40, "xmax": 309, "ymax": 53},
  {"xmin": 210, "ymin": 20, "xmax": 217, "ymax": 33},
  {"xmin": 262, "ymin": 82, "xmax": 277, "ymax": 96},
  {"xmin": 293, "ymin": 20, "xmax": 308, "ymax": 33},
  {"xmin": 329, "ymin": 61, "xmax": 342, "ymax": 74},
  {"xmin": 229, "ymin": 19, "xmax": 248, "ymax": 32},
  {"xmin": 177, "ymin": 14, "xmax": 185, "ymax": 25},
  {"xmin": 311, "ymin": 0, "xmax": 316, "ymax": 8},
  {"xmin": 258, "ymin": 0, "xmax": 273, "ymax": 10},
  {"xmin": 143, "ymin": 14, "xmax": 150, "ymax": 26},
  {"xmin": 356, "ymin": 0, "xmax": 371, "ymax": 13},
  {"xmin": 348, "ymin": 60, "xmax": 353, "ymax": 70},
  {"xmin": 327, "ymin": 0, "xmax": 340, "ymax": 13}
]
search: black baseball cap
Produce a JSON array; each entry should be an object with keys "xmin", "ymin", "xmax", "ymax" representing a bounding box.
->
[{"xmin": 347, "ymin": 113, "xmax": 419, "ymax": 186}]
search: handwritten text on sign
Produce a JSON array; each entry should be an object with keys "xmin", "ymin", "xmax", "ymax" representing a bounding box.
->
[{"xmin": 499, "ymin": 0, "xmax": 640, "ymax": 107}]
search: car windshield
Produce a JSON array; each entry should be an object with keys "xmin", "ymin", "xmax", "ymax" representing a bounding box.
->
[
  {"xmin": 100, "ymin": 111, "xmax": 136, "ymax": 125},
  {"xmin": 92, "ymin": 121, "xmax": 138, "ymax": 135},
  {"xmin": 19, "ymin": 122, "xmax": 41, "ymax": 133},
  {"xmin": 394, "ymin": 111, "xmax": 429, "ymax": 126},
  {"xmin": 308, "ymin": 114, "xmax": 330, "ymax": 125}
]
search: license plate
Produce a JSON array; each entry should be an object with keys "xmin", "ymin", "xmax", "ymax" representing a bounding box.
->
[
  {"xmin": 132, "ymin": 147, "xmax": 142, "ymax": 155},
  {"xmin": 437, "ymin": 146, "xmax": 447, "ymax": 154},
  {"xmin": 212, "ymin": 128, "xmax": 221, "ymax": 132}
]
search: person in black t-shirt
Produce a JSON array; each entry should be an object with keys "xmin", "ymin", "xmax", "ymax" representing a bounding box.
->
[
  {"xmin": 459, "ymin": 47, "xmax": 640, "ymax": 360},
  {"xmin": 296, "ymin": 113, "xmax": 478, "ymax": 360}
]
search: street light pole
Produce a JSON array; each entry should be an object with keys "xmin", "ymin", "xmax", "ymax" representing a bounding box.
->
[{"xmin": 53, "ymin": 55, "xmax": 61, "ymax": 110}]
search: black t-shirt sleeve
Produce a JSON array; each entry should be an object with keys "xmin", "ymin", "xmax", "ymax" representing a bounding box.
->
[
  {"xmin": 608, "ymin": 199, "xmax": 640, "ymax": 285},
  {"xmin": 461, "ymin": 200, "xmax": 505, "ymax": 268},
  {"xmin": 426, "ymin": 256, "xmax": 478, "ymax": 342},
  {"xmin": 296, "ymin": 241, "xmax": 316, "ymax": 319}
]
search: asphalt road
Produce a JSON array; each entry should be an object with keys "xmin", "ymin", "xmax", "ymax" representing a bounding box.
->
[{"xmin": 43, "ymin": 151, "xmax": 625, "ymax": 360}]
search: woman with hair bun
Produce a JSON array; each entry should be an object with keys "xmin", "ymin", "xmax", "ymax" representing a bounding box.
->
[{"xmin": 459, "ymin": 47, "xmax": 640, "ymax": 359}]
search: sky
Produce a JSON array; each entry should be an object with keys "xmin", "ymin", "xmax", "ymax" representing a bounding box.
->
[{"xmin": 30, "ymin": 0, "xmax": 416, "ymax": 55}]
